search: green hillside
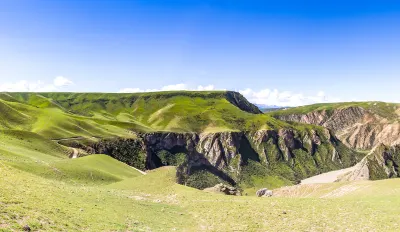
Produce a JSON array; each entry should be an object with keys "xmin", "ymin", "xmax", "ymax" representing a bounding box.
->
[
  {"xmin": 269, "ymin": 101, "xmax": 400, "ymax": 119},
  {"xmin": 0, "ymin": 130, "xmax": 143, "ymax": 185},
  {"xmin": 2, "ymin": 91, "xmax": 292, "ymax": 137},
  {"xmin": 2, "ymin": 163, "xmax": 400, "ymax": 231},
  {"xmin": 0, "ymin": 97, "xmax": 141, "ymax": 139}
]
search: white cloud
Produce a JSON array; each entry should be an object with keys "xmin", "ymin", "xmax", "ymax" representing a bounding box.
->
[
  {"xmin": 119, "ymin": 88, "xmax": 145, "ymax": 93},
  {"xmin": 239, "ymin": 88, "xmax": 339, "ymax": 107},
  {"xmin": 54, "ymin": 76, "xmax": 73, "ymax": 87},
  {"xmin": 0, "ymin": 77, "xmax": 73, "ymax": 92},
  {"xmin": 119, "ymin": 83, "xmax": 216, "ymax": 93},
  {"xmin": 118, "ymin": 84, "xmax": 337, "ymax": 106},
  {"xmin": 160, "ymin": 83, "xmax": 187, "ymax": 91},
  {"xmin": 197, "ymin": 85, "xmax": 215, "ymax": 91}
]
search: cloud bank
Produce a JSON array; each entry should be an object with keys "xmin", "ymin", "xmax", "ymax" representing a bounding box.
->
[
  {"xmin": 239, "ymin": 88, "xmax": 339, "ymax": 107},
  {"xmin": 119, "ymin": 84, "xmax": 216, "ymax": 93},
  {"xmin": 54, "ymin": 76, "xmax": 74, "ymax": 87},
  {"xmin": 0, "ymin": 77, "xmax": 74, "ymax": 92},
  {"xmin": 119, "ymin": 84, "xmax": 338, "ymax": 106}
]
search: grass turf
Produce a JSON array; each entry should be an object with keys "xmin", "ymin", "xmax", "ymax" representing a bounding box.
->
[{"xmin": 1, "ymin": 164, "xmax": 400, "ymax": 231}]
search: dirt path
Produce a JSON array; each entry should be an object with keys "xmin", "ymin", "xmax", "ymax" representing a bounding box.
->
[
  {"xmin": 53, "ymin": 136, "xmax": 99, "ymax": 142},
  {"xmin": 300, "ymin": 167, "xmax": 356, "ymax": 184},
  {"xmin": 131, "ymin": 166, "xmax": 147, "ymax": 175}
]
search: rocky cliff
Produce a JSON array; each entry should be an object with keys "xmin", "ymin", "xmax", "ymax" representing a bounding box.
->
[
  {"xmin": 224, "ymin": 91, "xmax": 262, "ymax": 114},
  {"xmin": 84, "ymin": 128, "xmax": 361, "ymax": 190},
  {"xmin": 273, "ymin": 104, "xmax": 400, "ymax": 150}
]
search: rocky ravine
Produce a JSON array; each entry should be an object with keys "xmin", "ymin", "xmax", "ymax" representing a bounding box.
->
[
  {"xmin": 275, "ymin": 106, "xmax": 400, "ymax": 150},
  {"xmin": 83, "ymin": 128, "xmax": 361, "ymax": 189}
]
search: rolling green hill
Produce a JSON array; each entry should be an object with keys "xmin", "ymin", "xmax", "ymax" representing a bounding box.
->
[
  {"xmin": 0, "ymin": 130, "xmax": 143, "ymax": 185},
  {"xmin": 2, "ymin": 91, "xmax": 290, "ymax": 136},
  {"xmin": 269, "ymin": 101, "xmax": 400, "ymax": 120}
]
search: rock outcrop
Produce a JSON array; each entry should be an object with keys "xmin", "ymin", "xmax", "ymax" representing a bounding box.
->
[
  {"xmin": 225, "ymin": 91, "xmax": 262, "ymax": 114},
  {"xmin": 204, "ymin": 183, "xmax": 241, "ymax": 196},
  {"xmin": 256, "ymin": 188, "xmax": 273, "ymax": 197},
  {"xmin": 274, "ymin": 105, "xmax": 400, "ymax": 150}
]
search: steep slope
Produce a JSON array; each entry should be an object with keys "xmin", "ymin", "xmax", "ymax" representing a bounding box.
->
[
  {"xmin": 5, "ymin": 91, "xmax": 271, "ymax": 134},
  {"xmin": 0, "ymin": 130, "xmax": 142, "ymax": 185},
  {"xmin": 270, "ymin": 102, "xmax": 400, "ymax": 149},
  {"xmin": 291, "ymin": 143, "xmax": 400, "ymax": 184},
  {"xmin": 339, "ymin": 144, "xmax": 400, "ymax": 181},
  {"xmin": 0, "ymin": 94, "xmax": 146, "ymax": 139}
]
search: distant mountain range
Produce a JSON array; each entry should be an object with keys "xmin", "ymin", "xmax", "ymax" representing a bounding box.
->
[{"xmin": 255, "ymin": 104, "xmax": 291, "ymax": 112}]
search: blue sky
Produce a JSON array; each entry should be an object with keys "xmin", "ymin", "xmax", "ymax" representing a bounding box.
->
[{"xmin": 0, "ymin": 0, "xmax": 399, "ymax": 106}]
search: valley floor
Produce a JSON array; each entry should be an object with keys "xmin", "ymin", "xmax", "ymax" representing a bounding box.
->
[{"xmin": 2, "ymin": 162, "xmax": 400, "ymax": 231}]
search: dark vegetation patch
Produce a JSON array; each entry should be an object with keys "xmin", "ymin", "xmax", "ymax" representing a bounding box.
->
[
  {"xmin": 183, "ymin": 166, "xmax": 231, "ymax": 190},
  {"xmin": 89, "ymin": 139, "xmax": 147, "ymax": 171}
]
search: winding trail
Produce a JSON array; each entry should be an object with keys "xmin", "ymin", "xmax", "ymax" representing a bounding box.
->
[
  {"xmin": 131, "ymin": 166, "xmax": 147, "ymax": 175},
  {"xmin": 52, "ymin": 136, "xmax": 97, "ymax": 142}
]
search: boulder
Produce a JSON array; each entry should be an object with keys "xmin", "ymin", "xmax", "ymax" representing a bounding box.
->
[
  {"xmin": 204, "ymin": 183, "xmax": 241, "ymax": 196},
  {"xmin": 256, "ymin": 188, "xmax": 273, "ymax": 197}
]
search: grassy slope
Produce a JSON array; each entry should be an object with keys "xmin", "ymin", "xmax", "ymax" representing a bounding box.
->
[
  {"xmin": 2, "ymin": 165, "xmax": 400, "ymax": 231},
  {"xmin": 0, "ymin": 130, "xmax": 142, "ymax": 185},
  {"xmin": 269, "ymin": 101, "xmax": 400, "ymax": 120},
  {"xmin": 0, "ymin": 93, "xmax": 154, "ymax": 139},
  {"xmin": 0, "ymin": 165, "xmax": 193, "ymax": 231},
  {"xmin": 3, "ymin": 92, "xmax": 292, "ymax": 137}
]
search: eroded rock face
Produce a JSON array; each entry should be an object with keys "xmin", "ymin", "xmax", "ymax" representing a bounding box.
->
[
  {"xmin": 140, "ymin": 128, "xmax": 341, "ymax": 170},
  {"xmin": 136, "ymin": 128, "xmax": 359, "ymax": 188},
  {"xmin": 140, "ymin": 132, "xmax": 244, "ymax": 170},
  {"xmin": 85, "ymin": 128, "xmax": 360, "ymax": 189},
  {"xmin": 276, "ymin": 106, "xmax": 400, "ymax": 150}
]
